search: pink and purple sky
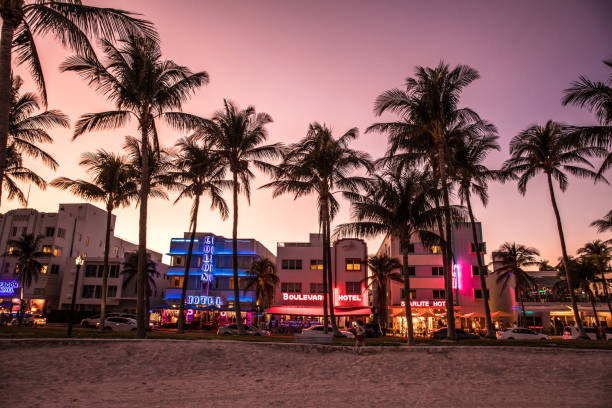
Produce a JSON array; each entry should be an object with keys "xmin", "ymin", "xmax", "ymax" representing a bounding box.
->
[{"xmin": 6, "ymin": 0, "xmax": 612, "ymax": 264}]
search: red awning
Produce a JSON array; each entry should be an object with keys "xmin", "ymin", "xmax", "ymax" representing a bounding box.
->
[{"xmin": 267, "ymin": 305, "xmax": 371, "ymax": 316}]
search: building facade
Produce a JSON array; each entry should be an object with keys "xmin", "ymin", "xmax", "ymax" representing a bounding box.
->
[
  {"xmin": 268, "ymin": 233, "xmax": 370, "ymax": 329},
  {"xmin": 0, "ymin": 203, "xmax": 168, "ymax": 316}
]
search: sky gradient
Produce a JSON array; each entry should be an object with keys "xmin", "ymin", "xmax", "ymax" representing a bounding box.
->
[{"xmin": 6, "ymin": 0, "xmax": 612, "ymax": 265}]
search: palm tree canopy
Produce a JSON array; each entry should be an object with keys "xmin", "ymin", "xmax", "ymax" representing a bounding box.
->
[
  {"xmin": 494, "ymin": 242, "xmax": 540, "ymax": 294},
  {"xmin": 121, "ymin": 252, "xmax": 159, "ymax": 295},
  {"xmin": 577, "ymin": 240, "xmax": 611, "ymax": 270},
  {"xmin": 243, "ymin": 258, "xmax": 279, "ymax": 308},
  {"xmin": 553, "ymin": 257, "xmax": 599, "ymax": 298},
  {"xmin": 50, "ymin": 149, "xmax": 138, "ymax": 210},
  {"xmin": 591, "ymin": 209, "xmax": 612, "ymax": 234},
  {"xmin": 3, "ymin": 144, "xmax": 46, "ymax": 205},
  {"xmin": 2, "ymin": 0, "xmax": 158, "ymax": 105},
  {"xmin": 363, "ymin": 255, "xmax": 403, "ymax": 290},
  {"xmin": 502, "ymin": 120, "xmax": 606, "ymax": 193},
  {"xmin": 123, "ymin": 136, "xmax": 175, "ymax": 202},
  {"xmin": 3, "ymin": 233, "xmax": 46, "ymax": 287}
]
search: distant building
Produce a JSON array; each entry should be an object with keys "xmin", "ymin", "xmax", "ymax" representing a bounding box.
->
[{"xmin": 0, "ymin": 203, "xmax": 168, "ymax": 315}]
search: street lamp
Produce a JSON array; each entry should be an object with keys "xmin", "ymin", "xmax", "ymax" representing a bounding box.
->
[{"xmin": 67, "ymin": 255, "xmax": 85, "ymax": 337}]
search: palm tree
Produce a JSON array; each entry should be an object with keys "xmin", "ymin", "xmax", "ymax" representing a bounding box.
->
[
  {"xmin": 121, "ymin": 252, "xmax": 160, "ymax": 325},
  {"xmin": 50, "ymin": 150, "xmax": 137, "ymax": 330},
  {"xmin": 243, "ymin": 258, "xmax": 279, "ymax": 327},
  {"xmin": 61, "ymin": 36, "xmax": 208, "ymax": 338},
  {"xmin": 452, "ymin": 130, "xmax": 500, "ymax": 339},
  {"xmin": 171, "ymin": 135, "xmax": 229, "ymax": 334},
  {"xmin": 502, "ymin": 120, "xmax": 605, "ymax": 338},
  {"xmin": 263, "ymin": 122, "xmax": 372, "ymax": 335},
  {"xmin": 494, "ymin": 242, "xmax": 539, "ymax": 327},
  {"xmin": 591, "ymin": 209, "xmax": 612, "ymax": 238},
  {"xmin": 0, "ymin": 1, "xmax": 157, "ymax": 205},
  {"xmin": 538, "ymin": 260, "xmax": 556, "ymax": 271},
  {"xmin": 562, "ymin": 58, "xmax": 612, "ymax": 178},
  {"xmin": 335, "ymin": 169, "xmax": 442, "ymax": 345},
  {"xmin": 198, "ymin": 100, "xmax": 279, "ymax": 334},
  {"xmin": 368, "ymin": 62, "xmax": 487, "ymax": 339},
  {"xmin": 3, "ymin": 233, "xmax": 46, "ymax": 323},
  {"xmin": 577, "ymin": 240, "xmax": 612, "ymax": 316},
  {"xmin": 3, "ymin": 144, "xmax": 45, "ymax": 205},
  {"xmin": 363, "ymin": 254, "xmax": 403, "ymax": 335}
]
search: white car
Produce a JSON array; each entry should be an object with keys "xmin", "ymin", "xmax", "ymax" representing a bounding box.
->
[
  {"xmin": 100, "ymin": 317, "xmax": 137, "ymax": 331},
  {"xmin": 497, "ymin": 328, "xmax": 549, "ymax": 340},
  {"xmin": 80, "ymin": 313, "xmax": 134, "ymax": 328},
  {"xmin": 563, "ymin": 326, "xmax": 612, "ymax": 340},
  {"xmin": 217, "ymin": 324, "xmax": 270, "ymax": 336},
  {"xmin": 301, "ymin": 325, "xmax": 355, "ymax": 338}
]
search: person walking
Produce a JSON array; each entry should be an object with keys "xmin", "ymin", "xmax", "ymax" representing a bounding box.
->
[{"xmin": 354, "ymin": 320, "xmax": 366, "ymax": 351}]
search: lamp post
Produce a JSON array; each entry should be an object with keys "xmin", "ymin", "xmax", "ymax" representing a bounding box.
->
[{"xmin": 67, "ymin": 255, "xmax": 85, "ymax": 337}]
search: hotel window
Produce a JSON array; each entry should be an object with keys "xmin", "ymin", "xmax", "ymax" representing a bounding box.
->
[
  {"xmin": 84, "ymin": 236, "xmax": 89, "ymax": 246},
  {"xmin": 40, "ymin": 264, "xmax": 48, "ymax": 274},
  {"xmin": 170, "ymin": 277, "xmax": 183, "ymax": 288},
  {"xmin": 10, "ymin": 227, "xmax": 17, "ymax": 236},
  {"xmin": 57, "ymin": 228, "xmax": 66, "ymax": 239},
  {"xmin": 94, "ymin": 285, "xmax": 102, "ymax": 299},
  {"xmin": 433, "ymin": 290, "xmax": 445, "ymax": 299},
  {"xmin": 407, "ymin": 266, "xmax": 415, "ymax": 276},
  {"xmin": 42, "ymin": 245, "xmax": 52, "ymax": 254},
  {"xmin": 430, "ymin": 245, "xmax": 442, "ymax": 254},
  {"xmin": 113, "ymin": 247, "xmax": 119, "ymax": 257},
  {"xmin": 53, "ymin": 247, "xmax": 62, "ymax": 257},
  {"xmin": 85, "ymin": 264, "xmax": 97, "ymax": 277},
  {"xmin": 82, "ymin": 285, "xmax": 95, "ymax": 298},
  {"xmin": 472, "ymin": 265, "xmax": 488, "ymax": 276},
  {"xmin": 97, "ymin": 265, "xmax": 104, "ymax": 278},
  {"xmin": 281, "ymin": 259, "xmax": 302, "ymax": 270},
  {"xmin": 229, "ymin": 277, "xmax": 241, "ymax": 290},
  {"xmin": 399, "ymin": 243, "xmax": 415, "ymax": 253},
  {"xmin": 109, "ymin": 265, "xmax": 120, "ymax": 278},
  {"xmin": 474, "ymin": 289, "xmax": 489, "ymax": 299},
  {"xmin": 346, "ymin": 282, "xmax": 361, "ymax": 295},
  {"xmin": 7, "ymin": 246, "xmax": 15, "ymax": 255},
  {"xmin": 310, "ymin": 282, "xmax": 325, "ymax": 293},
  {"xmin": 310, "ymin": 260, "xmax": 323, "ymax": 270},
  {"xmin": 281, "ymin": 282, "xmax": 302, "ymax": 293},
  {"xmin": 345, "ymin": 259, "xmax": 361, "ymax": 271},
  {"xmin": 107, "ymin": 285, "xmax": 117, "ymax": 298},
  {"xmin": 21, "ymin": 227, "xmax": 27, "ymax": 235},
  {"xmin": 45, "ymin": 227, "xmax": 55, "ymax": 237},
  {"xmin": 400, "ymin": 288, "xmax": 416, "ymax": 300},
  {"xmin": 173, "ymin": 256, "xmax": 184, "ymax": 266},
  {"xmin": 470, "ymin": 242, "xmax": 487, "ymax": 254},
  {"xmin": 50, "ymin": 264, "xmax": 60, "ymax": 275},
  {"xmin": 431, "ymin": 267, "xmax": 444, "ymax": 276}
]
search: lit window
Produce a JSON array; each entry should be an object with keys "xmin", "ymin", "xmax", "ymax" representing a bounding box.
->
[
  {"xmin": 42, "ymin": 245, "xmax": 52, "ymax": 254},
  {"xmin": 345, "ymin": 259, "xmax": 361, "ymax": 271},
  {"xmin": 84, "ymin": 236, "xmax": 89, "ymax": 246},
  {"xmin": 53, "ymin": 247, "xmax": 62, "ymax": 257},
  {"xmin": 430, "ymin": 245, "xmax": 442, "ymax": 254},
  {"xmin": 7, "ymin": 246, "xmax": 15, "ymax": 255},
  {"xmin": 40, "ymin": 264, "xmax": 48, "ymax": 274},
  {"xmin": 310, "ymin": 260, "xmax": 323, "ymax": 270}
]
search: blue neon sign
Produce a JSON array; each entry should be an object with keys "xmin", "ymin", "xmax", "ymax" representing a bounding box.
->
[
  {"xmin": 0, "ymin": 279, "xmax": 19, "ymax": 297},
  {"xmin": 200, "ymin": 235, "xmax": 215, "ymax": 283},
  {"xmin": 186, "ymin": 295, "xmax": 222, "ymax": 306}
]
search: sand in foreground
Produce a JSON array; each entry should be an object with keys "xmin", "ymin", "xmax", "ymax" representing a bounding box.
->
[{"xmin": 1, "ymin": 340, "xmax": 611, "ymax": 408}]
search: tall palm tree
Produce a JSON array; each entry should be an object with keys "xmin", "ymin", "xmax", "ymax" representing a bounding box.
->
[
  {"xmin": 452, "ymin": 130, "xmax": 500, "ymax": 338},
  {"xmin": 50, "ymin": 150, "xmax": 137, "ymax": 330},
  {"xmin": 198, "ymin": 100, "xmax": 279, "ymax": 335},
  {"xmin": 368, "ymin": 62, "xmax": 487, "ymax": 339},
  {"xmin": 577, "ymin": 240, "xmax": 612, "ymax": 316},
  {"xmin": 263, "ymin": 122, "xmax": 372, "ymax": 335},
  {"xmin": 3, "ymin": 233, "xmax": 46, "ymax": 323},
  {"xmin": 562, "ymin": 58, "xmax": 612, "ymax": 178},
  {"xmin": 335, "ymin": 169, "xmax": 442, "ymax": 345},
  {"xmin": 591, "ymin": 209, "xmax": 612, "ymax": 240},
  {"xmin": 363, "ymin": 254, "xmax": 403, "ymax": 335},
  {"xmin": 502, "ymin": 120, "xmax": 605, "ymax": 338},
  {"xmin": 243, "ymin": 258, "xmax": 279, "ymax": 327},
  {"xmin": 171, "ymin": 135, "xmax": 230, "ymax": 334},
  {"xmin": 494, "ymin": 242, "xmax": 539, "ymax": 327},
  {"xmin": 0, "ymin": 1, "xmax": 156, "ymax": 205},
  {"xmin": 121, "ymin": 252, "xmax": 160, "ymax": 325},
  {"xmin": 61, "ymin": 36, "xmax": 208, "ymax": 338},
  {"xmin": 3, "ymin": 144, "xmax": 44, "ymax": 205}
]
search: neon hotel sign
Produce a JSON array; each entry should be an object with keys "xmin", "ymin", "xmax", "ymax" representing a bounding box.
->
[
  {"xmin": 200, "ymin": 235, "xmax": 215, "ymax": 283},
  {"xmin": 0, "ymin": 280, "xmax": 19, "ymax": 296},
  {"xmin": 282, "ymin": 293, "xmax": 362, "ymax": 302},
  {"xmin": 401, "ymin": 300, "xmax": 446, "ymax": 307}
]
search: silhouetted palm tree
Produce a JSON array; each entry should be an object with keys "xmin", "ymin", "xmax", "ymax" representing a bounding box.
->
[
  {"xmin": 198, "ymin": 100, "xmax": 279, "ymax": 334},
  {"xmin": 51, "ymin": 150, "xmax": 137, "ymax": 330},
  {"xmin": 0, "ymin": 1, "xmax": 156, "ymax": 204},
  {"xmin": 494, "ymin": 242, "xmax": 539, "ymax": 327},
  {"xmin": 369, "ymin": 62, "xmax": 487, "ymax": 339},
  {"xmin": 243, "ymin": 258, "xmax": 279, "ymax": 327},
  {"xmin": 171, "ymin": 135, "xmax": 229, "ymax": 333},
  {"xmin": 363, "ymin": 255, "xmax": 403, "ymax": 334},
  {"xmin": 3, "ymin": 144, "xmax": 44, "ymax": 205},
  {"xmin": 336, "ymin": 169, "xmax": 443, "ymax": 345},
  {"xmin": 562, "ymin": 58, "xmax": 612, "ymax": 177},
  {"xmin": 121, "ymin": 252, "xmax": 159, "ymax": 325},
  {"xmin": 577, "ymin": 240, "xmax": 612, "ymax": 316},
  {"xmin": 502, "ymin": 120, "xmax": 605, "ymax": 338},
  {"xmin": 263, "ymin": 122, "xmax": 371, "ymax": 335},
  {"xmin": 591, "ymin": 210, "xmax": 612, "ymax": 240},
  {"xmin": 61, "ymin": 36, "xmax": 208, "ymax": 337}
]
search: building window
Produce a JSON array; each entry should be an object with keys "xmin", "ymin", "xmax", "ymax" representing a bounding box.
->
[
  {"xmin": 309, "ymin": 282, "xmax": 325, "ymax": 293},
  {"xmin": 42, "ymin": 245, "xmax": 52, "ymax": 254},
  {"xmin": 310, "ymin": 260, "xmax": 323, "ymax": 270},
  {"xmin": 109, "ymin": 265, "xmax": 120, "ymax": 278},
  {"xmin": 10, "ymin": 227, "xmax": 17, "ymax": 236},
  {"xmin": 45, "ymin": 227, "xmax": 55, "ymax": 237},
  {"xmin": 57, "ymin": 228, "xmax": 66, "ymax": 238},
  {"xmin": 346, "ymin": 282, "xmax": 361, "ymax": 295},
  {"xmin": 432, "ymin": 267, "xmax": 444, "ymax": 276},
  {"xmin": 430, "ymin": 245, "xmax": 442, "ymax": 254},
  {"xmin": 53, "ymin": 247, "xmax": 62, "ymax": 257},
  {"xmin": 84, "ymin": 236, "xmax": 89, "ymax": 246},
  {"xmin": 406, "ymin": 266, "xmax": 415, "ymax": 276},
  {"xmin": 21, "ymin": 227, "xmax": 27, "ymax": 235},
  {"xmin": 85, "ymin": 264, "xmax": 97, "ymax": 277},
  {"xmin": 4, "ymin": 263, "xmax": 10, "ymax": 274},
  {"xmin": 281, "ymin": 259, "xmax": 302, "ymax": 270},
  {"xmin": 433, "ymin": 289, "xmax": 445, "ymax": 299},
  {"xmin": 345, "ymin": 259, "xmax": 361, "ymax": 271},
  {"xmin": 474, "ymin": 289, "xmax": 489, "ymax": 299},
  {"xmin": 173, "ymin": 256, "xmax": 184, "ymax": 266},
  {"xmin": 281, "ymin": 282, "xmax": 302, "ymax": 293},
  {"xmin": 400, "ymin": 288, "xmax": 416, "ymax": 300},
  {"xmin": 170, "ymin": 277, "xmax": 182, "ymax": 288},
  {"xmin": 113, "ymin": 247, "xmax": 119, "ymax": 257},
  {"xmin": 7, "ymin": 246, "xmax": 15, "ymax": 255},
  {"xmin": 470, "ymin": 242, "xmax": 487, "ymax": 254},
  {"xmin": 82, "ymin": 285, "xmax": 95, "ymax": 298},
  {"xmin": 229, "ymin": 277, "xmax": 240, "ymax": 290},
  {"xmin": 50, "ymin": 264, "xmax": 60, "ymax": 275},
  {"xmin": 94, "ymin": 285, "xmax": 102, "ymax": 299},
  {"xmin": 399, "ymin": 242, "xmax": 415, "ymax": 253},
  {"xmin": 107, "ymin": 285, "xmax": 117, "ymax": 298},
  {"xmin": 472, "ymin": 265, "xmax": 488, "ymax": 276},
  {"xmin": 40, "ymin": 264, "xmax": 48, "ymax": 274}
]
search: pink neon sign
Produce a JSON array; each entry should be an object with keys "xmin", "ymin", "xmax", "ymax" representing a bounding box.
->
[
  {"xmin": 281, "ymin": 291, "xmax": 363, "ymax": 303},
  {"xmin": 400, "ymin": 300, "xmax": 446, "ymax": 307}
]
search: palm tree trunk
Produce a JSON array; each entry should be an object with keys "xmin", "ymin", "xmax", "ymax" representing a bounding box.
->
[
  {"xmin": 98, "ymin": 203, "xmax": 114, "ymax": 331},
  {"xmin": 465, "ymin": 194, "xmax": 495, "ymax": 338},
  {"xmin": 177, "ymin": 195, "xmax": 200, "ymax": 334},
  {"xmin": 232, "ymin": 172, "xmax": 244, "ymax": 334},
  {"xmin": 325, "ymin": 210, "xmax": 340, "ymax": 335},
  {"xmin": 600, "ymin": 270, "xmax": 612, "ymax": 317},
  {"xmin": 136, "ymin": 118, "xmax": 151, "ymax": 339},
  {"xmin": 402, "ymin": 248, "xmax": 415, "ymax": 345},
  {"xmin": 520, "ymin": 291, "xmax": 526, "ymax": 328},
  {"xmin": 589, "ymin": 293, "xmax": 601, "ymax": 340},
  {"xmin": 380, "ymin": 280, "xmax": 388, "ymax": 335},
  {"xmin": 437, "ymin": 143, "xmax": 456, "ymax": 340},
  {"xmin": 320, "ymin": 212, "xmax": 329, "ymax": 334},
  {"xmin": 0, "ymin": 17, "xmax": 16, "ymax": 208},
  {"xmin": 546, "ymin": 173, "xmax": 587, "ymax": 338}
]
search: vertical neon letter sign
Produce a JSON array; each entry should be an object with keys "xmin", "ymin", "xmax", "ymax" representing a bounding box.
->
[{"xmin": 201, "ymin": 235, "xmax": 215, "ymax": 296}]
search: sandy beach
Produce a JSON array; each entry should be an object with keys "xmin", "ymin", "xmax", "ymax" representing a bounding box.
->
[{"xmin": 1, "ymin": 340, "xmax": 610, "ymax": 408}]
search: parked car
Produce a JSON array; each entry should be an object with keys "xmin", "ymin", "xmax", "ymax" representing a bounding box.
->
[
  {"xmin": 217, "ymin": 324, "xmax": 270, "ymax": 336},
  {"xmin": 431, "ymin": 327, "xmax": 480, "ymax": 340},
  {"xmin": 98, "ymin": 317, "xmax": 138, "ymax": 331},
  {"xmin": 497, "ymin": 327, "xmax": 548, "ymax": 340},
  {"xmin": 301, "ymin": 325, "xmax": 355, "ymax": 338},
  {"xmin": 80, "ymin": 313, "xmax": 125, "ymax": 328},
  {"xmin": 563, "ymin": 326, "xmax": 612, "ymax": 340},
  {"xmin": 9, "ymin": 313, "xmax": 45, "ymax": 326}
]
